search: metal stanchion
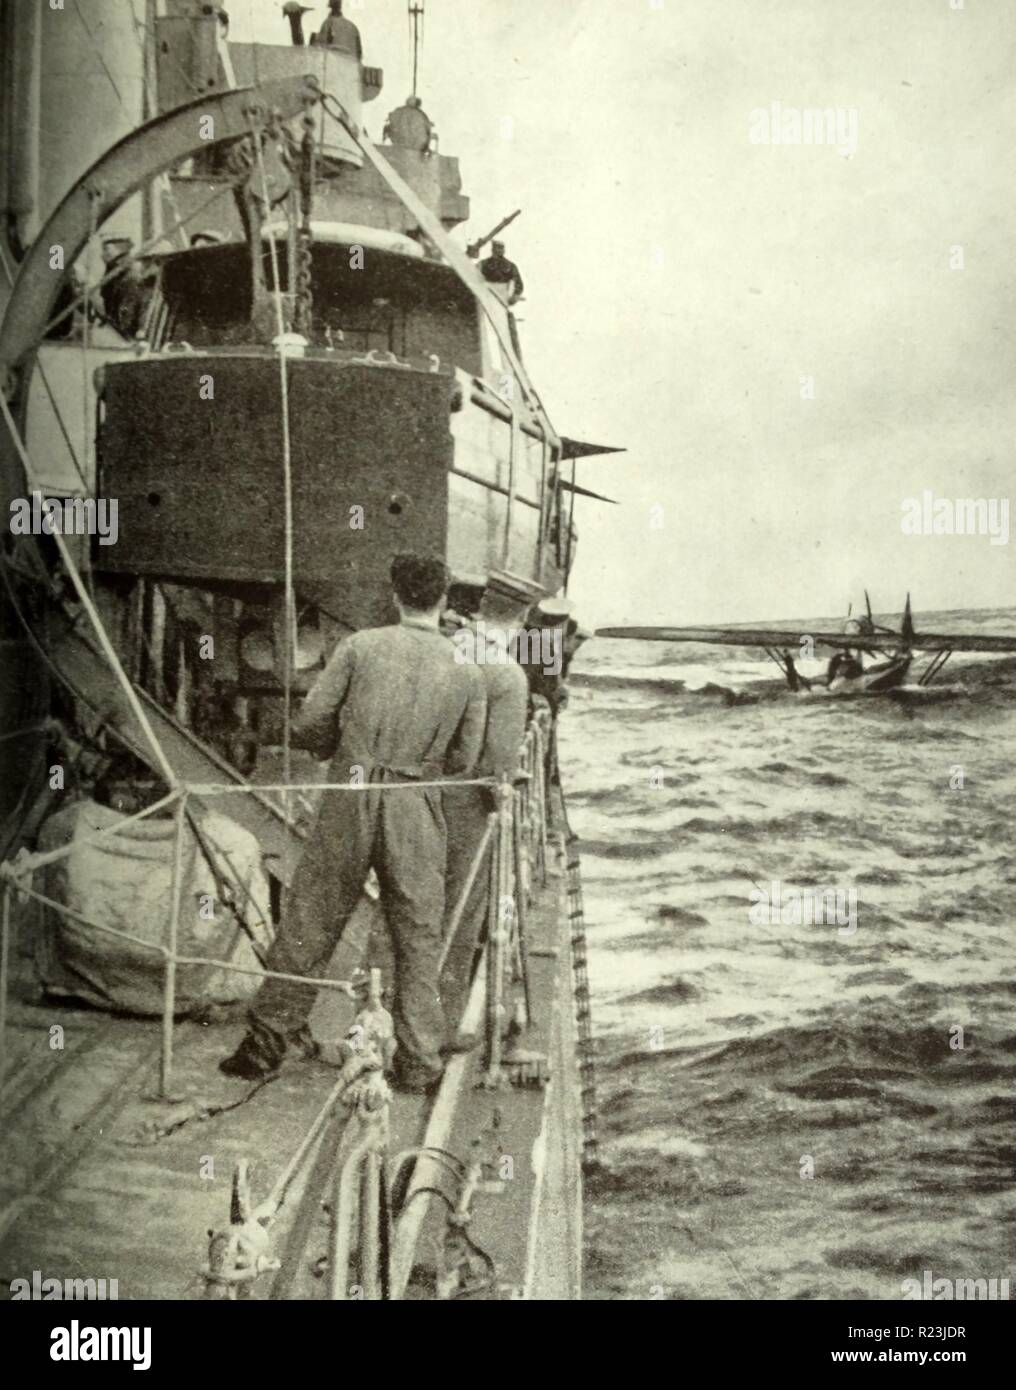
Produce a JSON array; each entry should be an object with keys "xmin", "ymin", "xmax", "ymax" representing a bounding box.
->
[
  {"xmin": 202, "ymin": 969, "xmax": 394, "ymax": 1300},
  {"xmin": 160, "ymin": 795, "xmax": 188, "ymax": 1098},
  {"xmin": 360, "ymin": 1148, "xmax": 382, "ymax": 1300},
  {"xmin": 483, "ymin": 780, "xmax": 515, "ymax": 1085},
  {"xmin": 326, "ymin": 968, "xmax": 393, "ymax": 1300},
  {"xmin": 532, "ymin": 720, "xmax": 549, "ymax": 884},
  {"xmin": 511, "ymin": 789, "xmax": 532, "ymax": 1025},
  {"xmin": 437, "ymin": 813, "xmax": 496, "ymax": 977},
  {"xmin": 329, "ymin": 1131, "xmax": 374, "ymax": 1301}
]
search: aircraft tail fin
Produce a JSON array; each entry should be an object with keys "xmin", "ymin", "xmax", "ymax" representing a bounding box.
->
[{"xmin": 902, "ymin": 593, "xmax": 915, "ymax": 644}]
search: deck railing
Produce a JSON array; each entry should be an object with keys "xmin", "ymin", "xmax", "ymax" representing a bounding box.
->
[{"xmin": 0, "ymin": 707, "xmax": 557, "ymax": 1299}]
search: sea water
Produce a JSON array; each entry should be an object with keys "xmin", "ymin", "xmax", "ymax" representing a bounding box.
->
[{"xmin": 560, "ymin": 607, "xmax": 1016, "ymax": 1300}]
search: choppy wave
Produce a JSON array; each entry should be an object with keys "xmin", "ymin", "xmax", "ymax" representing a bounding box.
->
[{"xmin": 560, "ymin": 606, "xmax": 1016, "ymax": 1300}]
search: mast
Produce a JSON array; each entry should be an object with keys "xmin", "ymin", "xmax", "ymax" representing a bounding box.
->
[
  {"xmin": 141, "ymin": 0, "xmax": 161, "ymax": 247},
  {"xmin": 409, "ymin": 1, "xmax": 424, "ymax": 100}
]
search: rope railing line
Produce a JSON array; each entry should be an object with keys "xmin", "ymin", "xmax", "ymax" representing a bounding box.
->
[
  {"xmin": 0, "ymin": 771, "xmax": 530, "ymax": 955},
  {"xmin": 0, "ymin": 705, "xmax": 552, "ymax": 1094},
  {"xmin": 185, "ymin": 777, "xmax": 498, "ymax": 796},
  {"xmin": 0, "ymin": 783, "xmax": 500, "ymax": 889},
  {"xmin": 0, "ymin": 778, "xmax": 500, "ymax": 882},
  {"xmin": 80, "ymin": 190, "xmax": 97, "ymax": 534},
  {"xmin": 0, "ymin": 789, "xmax": 185, "ymax": 881},
  {"xmin": 0, "ymin": 76, "xmax": 566, "ymax": 1112},
  {"xmin": 4, "ymin": 880, "xmax": 355, "ymax": 997},
  {"xmin": 0, "ymin": 395, "xmax": 180, "ymax": 788},
  {"xmin": 34, "ymin": 363, "xmax": 92, "ymax": 495}
]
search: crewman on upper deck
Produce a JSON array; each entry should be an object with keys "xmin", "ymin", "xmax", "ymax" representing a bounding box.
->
[
  {"xmin": 312, "ymin": 0, "xmax": 363, "ymax": 58},
  {"xmin": 480, "ymin": 241, "xmax": 525, "ymax": 305},
  {"xmin": 221, "ymin": 553, "xmax": 486, "ymax": 1092},
  {"xmin": 99, "ymin": 236, "xmax": 152, "ymax": 341}
]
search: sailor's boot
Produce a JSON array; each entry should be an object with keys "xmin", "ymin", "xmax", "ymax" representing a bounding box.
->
[
  {"xmin": 287, "ymin": 1023, "xmax": 321, "ymax": 1062},
  {"xmin": 219, "ymin": 1018, "xmax": 288, "ymax": 1079},
  {"xmin": 440, "ymin": 1030, "xmax": 480, "ymax": 1058}
]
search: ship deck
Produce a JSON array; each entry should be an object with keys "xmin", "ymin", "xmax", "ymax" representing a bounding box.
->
[{"xmin": 0, "ymin": 813, "xmax": 581, "ymax": 1301}]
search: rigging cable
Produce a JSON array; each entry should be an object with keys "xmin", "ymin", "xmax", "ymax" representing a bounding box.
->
[
  {"xmin": 319, "ymin": 93, "xmax": 555, "ymax": 443},
  {"xmin": 1, "ymin": 180, "xmax": 241, "ymax": 526},
  {"xmin": 130, "ymin": 12, "xmax": 204, "ymax": 99},
  {"xmin": 75, "ymin": 0, "xmax": 187, "ymax": 245},
  {"xmin": 249, "ymin": 0, "xmax": 261, "ymax": 87},
  {"xmin": 128, "ymin": 2, "xmax": 187, "ymax": 244},
  {"xmin": 80, "ymin": 192, "xmax": 98, "ymax": 593},
  {"xmin": 251, "ymin": 121, "xmax": 296, "ymax": 818},
  {"xmin": 71, "ymin": 0, "xmax": 128, "ymax": 113},
  {"xmin": 0, "ymin": 233, "xmax": 90, "ymax": 497},
  {"xmin": 409, "ymin": 2, "xmax": 425, "ymax": 101},
  {"xmin": 0, "ymin": 393, "xmax": 179, "ymax": 788}
]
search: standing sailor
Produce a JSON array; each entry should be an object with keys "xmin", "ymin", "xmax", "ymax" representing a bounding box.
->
[
  {"xmin": 514, "ymin": 596, "xmax": 573, "ymax": 716},
  {"xmin": 441, "ymin": 604, "xmax": 529, "ymax": 1022},
  {"xmin": 479, "ymin": 241, "xmax": 525, "ymax": 305},
  {"xmin": 511, "ymin": 597, "xmax": 578, "ymax": 786},
  {"xmin": 221, "ymin": 553, "xmax": 486, "ymax": 1091},
  {"xmin": 313, "ymin": 0, "xmax": 363, "ymax": 57}
]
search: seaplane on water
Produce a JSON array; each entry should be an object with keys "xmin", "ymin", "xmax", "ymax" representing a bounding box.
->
[{"xmin": 597, "ymin": 594, "xmax": 1016, "ymax": 697}]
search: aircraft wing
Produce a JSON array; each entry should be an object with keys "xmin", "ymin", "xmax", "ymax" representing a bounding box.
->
[
  {"xmin": 594, "ymin": 626, "xmax": 1016, "ymax": 654},
  {"xmin": 906, "ymin": 632, "xmax": 1016, "ymax": 653}
]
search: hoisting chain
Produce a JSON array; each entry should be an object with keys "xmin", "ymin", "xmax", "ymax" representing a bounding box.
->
[{"xmin": 293, "ymin": 99, "xmax": 317, "ymax": 338}]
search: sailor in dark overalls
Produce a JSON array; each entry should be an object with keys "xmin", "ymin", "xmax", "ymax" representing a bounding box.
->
[
  {"xmin": 480, "ymin": 241, "xmax": 525, "ymax": 305},
  {"xmin": 221, "ymin": 554, "xmax": 486, "ymax": 1090},
  {"xmin": 440, "ymin": 604, "xmax": 529, "ymax": 1022}
]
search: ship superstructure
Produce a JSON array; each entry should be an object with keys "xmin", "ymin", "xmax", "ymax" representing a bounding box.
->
[
  {"xmin": 1, "ymin": 3, "xmax": 610, "ymax": 819},
  {"xmin": 0, "ymin": 2, "xmax": 602, "ymax": 1300}
]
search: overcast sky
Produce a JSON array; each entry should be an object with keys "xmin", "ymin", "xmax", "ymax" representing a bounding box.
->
[{"xmin": 238, "ymin": 0, "xmax": 1015, "ymax": 625}]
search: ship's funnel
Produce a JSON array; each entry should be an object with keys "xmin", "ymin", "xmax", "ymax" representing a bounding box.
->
[{"xmin": 283, "ymin": 3, "xmax": 313, "ymax": 47}]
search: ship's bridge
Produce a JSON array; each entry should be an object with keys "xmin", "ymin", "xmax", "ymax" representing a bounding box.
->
[{"xmin": 151, "ymin": 225, "xmax": 490, "ymax": 379}]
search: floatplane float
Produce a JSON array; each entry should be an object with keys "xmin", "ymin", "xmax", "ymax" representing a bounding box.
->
[{"xmin": 597, "ymin": 594, "xmax": 1016, "ymax": 697}]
